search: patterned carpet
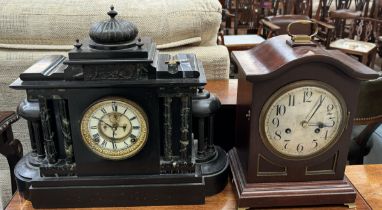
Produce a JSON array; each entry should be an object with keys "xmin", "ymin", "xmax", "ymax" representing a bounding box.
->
[{"xmin": 0, "ymin": 168, "xmax": 12, "ymax": 209}]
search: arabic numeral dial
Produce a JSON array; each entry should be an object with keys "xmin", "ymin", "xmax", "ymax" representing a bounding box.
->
[{"xmin": 261, "ymin": 81, "xmax": 346, "ymax": 158}]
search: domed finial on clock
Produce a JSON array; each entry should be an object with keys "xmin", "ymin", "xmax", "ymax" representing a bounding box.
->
[
  {"xmin": 107, "ymin": 5, "xmax": 117, "ymax": 19},
  {"xmin": 89, "ymin": 5, "xmax": 138, "ymax": 45},
  {"xmin": 136, "ymin": 37, "xmax": 144, "ymax": 48}
]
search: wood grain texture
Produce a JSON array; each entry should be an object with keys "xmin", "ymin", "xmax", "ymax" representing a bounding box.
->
[
  {"xmin": 205, "ymin": 79, "xmax": 237, "ymax": 105},
  {"xmin": 345, "ymin": 164, "xmax": 382, "ymax": 210},
  {"xmin": 229, "ymin": 148, "xmax": 357, "ymax": 208},
  {"xmin": 231, "ymin": 35, "xmax": 379, "ymax": 81}
]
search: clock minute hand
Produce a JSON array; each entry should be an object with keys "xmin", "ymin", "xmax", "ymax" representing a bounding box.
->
[
  {"xmin": 302, "ymin": 95, "xmax": 326, "ymax": 127},
  {"xmin": 93, "ymin": 116, "xmax": 113, "ymax": 128}
]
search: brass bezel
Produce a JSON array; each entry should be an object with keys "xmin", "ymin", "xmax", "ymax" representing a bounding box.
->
[
  {"xmin": 259, "ymin": 80, "xmax": 347, "ymax": 160},
  {"xmin": 80, "ymin": 97, "xmax": 149, "ymax": 160}
]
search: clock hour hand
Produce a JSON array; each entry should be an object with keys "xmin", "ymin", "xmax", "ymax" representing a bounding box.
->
[
  {"xmin": 307, "ymin": 122, "xmax": 333, "ymax": 128},
  {"xmin": 117, "ymin": 124, "xmax": 128, "ymax": 131}
]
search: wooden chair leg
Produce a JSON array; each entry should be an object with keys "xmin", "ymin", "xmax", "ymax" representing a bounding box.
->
[
  {"xmin": 368, "ymin": 49, "xmax": 377, "ymax": 68},
  {"xmin": 349, "ymin": 122, "xmax": 382, "ymax": 164},
  {"xmin": 5, "ymin": 136, "xmax": 23, "ymax": 194},
  {"xmin": 0, "ymin": 112, "xmax": 22, "ymax": 194},
  {"xmin": 355, "ymin": 123, "xmax": 382, "ymax": 146}
]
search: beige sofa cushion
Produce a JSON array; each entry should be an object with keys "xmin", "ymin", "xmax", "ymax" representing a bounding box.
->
[{"xmin": 0, "ymin": 0, "xmax": 222, "ymax": 48}]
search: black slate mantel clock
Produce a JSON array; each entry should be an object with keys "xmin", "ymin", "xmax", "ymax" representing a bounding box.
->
[
  {"xmin": 10, "ymin": 6, "xmax": 228, "ymax": 208},
  {"xmin": 229, "ymin": 35, "xmax": 378, "ymax": 208}
]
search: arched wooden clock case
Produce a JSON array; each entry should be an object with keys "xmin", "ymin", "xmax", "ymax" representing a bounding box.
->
[
  {"xmin": 10, "ymin": 7, "xmax": 228, "ymax": 208},
  {"xmin": 229, "ymin": 35, "xmax": 378, "ymax": 208}
]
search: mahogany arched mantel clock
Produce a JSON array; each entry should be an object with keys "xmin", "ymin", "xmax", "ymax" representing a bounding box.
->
[{"xmin": 229, "ymin": 35, "xmax": 378, "ymax": 208}]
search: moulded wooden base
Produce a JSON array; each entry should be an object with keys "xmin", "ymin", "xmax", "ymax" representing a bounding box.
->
[{"xmin": 228, "ymin": 148, "xmax": 357, "ymax": 208}]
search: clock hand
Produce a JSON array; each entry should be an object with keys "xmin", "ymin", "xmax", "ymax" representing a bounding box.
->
[
  {"xmin": 307, "ymin": 122, "xmax": 334, "ymax": 128},
  {"xmin": 109, "ymin": 130, "xmax": 118, "ymax": 147},
  {"xmin": 117, "ymin": 124, "xmax": 127, "ymax": 127},
  {"xmin": 116, "ymin": 124, "xmax": 128, "ymax": 131},
  {"xmin": 93, "ymin": 116, "xmax": 113, "ymax": 128},
  {"xmin": 302, "ymin": 95, "xmax": 326, "ymax": 127}
]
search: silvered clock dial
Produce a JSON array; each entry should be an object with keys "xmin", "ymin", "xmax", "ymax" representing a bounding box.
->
[
  {"xmin": 260, "ymin": 80, "xmax": 347, "ymax": 158},
  {"xmin": 80, "ymin": 97, "xmax": 148, "ymax": 160}
]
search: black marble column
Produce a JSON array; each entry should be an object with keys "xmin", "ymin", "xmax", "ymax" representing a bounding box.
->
[{"xmin": 39, "ymin": 97, "xmax": 57, "ymax": 164}]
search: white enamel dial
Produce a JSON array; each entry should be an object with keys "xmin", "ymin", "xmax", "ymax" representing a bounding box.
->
[
  {"xmin": 260, "ymin": 81, "xmax": 346, "ymax": 158},
  {"xmin": 80, "ymin": 97, "xmax": 148, "ymax": 160}
]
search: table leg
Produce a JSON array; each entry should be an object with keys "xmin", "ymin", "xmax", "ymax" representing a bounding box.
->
[
  {"xmin": 361, "ymin": 53, "xmax": 368, "ymax": 65},
  {"xmin": 369, "ymin": 48, "xmax": 377, "ymax": 68}
]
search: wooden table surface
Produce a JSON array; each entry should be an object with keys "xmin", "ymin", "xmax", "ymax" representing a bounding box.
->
[
  {"xmin": 6, "ymin": 164, "xmax": 380, "ymax": 210},
  {"xmin": 344, "ymin": 164, "xmax": 382, "ymax": 209},
  {"xmin": 205, "ymin": 79, "xmax": 237, "ymax": 105},
  {"xmin": 329, "ymin": 39, "xmax": 377, "ymax": 66},
  {"xmin": 330, "ymin": 39, "xmax": 376, "ymax": 54}
]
